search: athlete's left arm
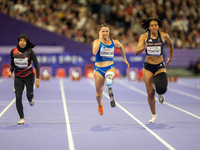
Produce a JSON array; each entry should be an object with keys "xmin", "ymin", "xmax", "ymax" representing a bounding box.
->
[
  {"xmin": 114, "ymin": 40, "xmax": 129, "ymax": 68},
  {"xmin": 31, "ymin": 50, "xmax": 40, "ymax": 88},
  {"xmin": 164, "ymin": 33, "xmax": 174, "ymax": 66}
]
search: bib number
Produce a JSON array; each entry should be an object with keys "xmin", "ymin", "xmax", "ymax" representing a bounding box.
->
[
  {"xmin": 147, "ymin": 46, "xmax": 161, "ymax": 56},
  {"xmin": 100, "ymin": 47, "xmax": 114, "ymax": 58},
  {"xmin": 14, "ymin": 58, "xmax": 29, "ymax": 68}
]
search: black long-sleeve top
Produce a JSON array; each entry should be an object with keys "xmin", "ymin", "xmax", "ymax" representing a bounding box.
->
[{"xmin": 10, "ymin": 47, "xmax": 40, "ymax": 78}]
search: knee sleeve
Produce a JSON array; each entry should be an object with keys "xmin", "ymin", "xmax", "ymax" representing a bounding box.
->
[
  {"xmin": 154, "ymin": 72, "xmax": 168, "ymax": 94},
  {"xmin": 105, "ymin": 71, "xmax": 115, "ymax": 87}
]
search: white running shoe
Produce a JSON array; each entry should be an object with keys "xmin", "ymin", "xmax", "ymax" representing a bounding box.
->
[
  {"xmin": 149, "ymin": 114, "xmax": 157, "ymax": 123},
  {"xmin": 158, "ymin": 94, "xmax": 164, "ymax": 104},
  {"xmin": 18, "ymin": 118, "xmax": 25, "ymax": 125},
  {"xmin": 29, "ymin": 100, "xmax": 34, "ymax": 106}
]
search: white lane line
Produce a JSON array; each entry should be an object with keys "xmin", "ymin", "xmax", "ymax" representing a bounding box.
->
[
  {"xmin": 116, "ymin": 79, "xmax": 200, "ymax": 120},
  {"xmin": 164, "ymin": 102, "xmax": 200, "ymax": 119},
  {"xmin": 59, "ymin": 79, "xmax": 75, "ymax": 150},
  {"xmin": 0, "ymin": 78, "xmax": 5, "ymax": 84},
  {"xmin": 87, "ymin": 79, "xmax": 175, "ymax": 150},
  {"xmin": 0, "ymin": 86, "xmax": 27, "ymax": 118},
  {"xmin": 0, "ymin": 98, "xmax": 15, "ymax": 117},
  {"xmin": 177, "ymin": 81, "xmax": 200, "ymax": 90},
  {"xmin": 168, "ymin": 88, "xmax": 200, "ymax": 100}
]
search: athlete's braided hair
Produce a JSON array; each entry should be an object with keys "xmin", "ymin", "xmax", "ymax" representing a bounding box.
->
[{"xmin": 140, "ymin": 18, "xmax": 163, "ymax": 32}]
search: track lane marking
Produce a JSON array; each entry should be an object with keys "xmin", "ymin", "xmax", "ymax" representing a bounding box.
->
[
  {"xmin": 168, "ymin": 87, "xmax": 200, "ymax": 100},
  {"xmin": 88, "ymin": 79, "xmax": 175, "ymax": 150},
  {"xmin": 0, "ymin": 78, "xmax": 5, "ymax": 84},
  {"xmin": 116, "ymin": 79, "xmax": 200, "ymax": 120},
  {"xmin": 0, "ymin": 87, "xmax": 27, "ymax": 118},
  {"xmin": 0, "ymin": 98, "xmax": 15, "ymax": 117},
  {"xmin": 177, "ymin": 81, "xmax": 200, "ymax": 90},
  {"xmin": 59, "ymin": 79, "xmax": 75, "ymax": 150}
]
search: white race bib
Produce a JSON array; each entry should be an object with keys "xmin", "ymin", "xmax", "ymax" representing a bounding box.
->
[
  {"xmin": 100, "ymin": 47, "xmax": 114, "ymax": 58},
  {"xmin": 14, "ymin": 58, "xmax": 29, "ymax": 68},
  {"xmin": 147, "ymin": 46, "xmax": 161, "ymax": 56}
]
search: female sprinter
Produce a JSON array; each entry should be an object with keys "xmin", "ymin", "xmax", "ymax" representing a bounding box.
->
[
  {"xmin": 135, "ymin": 18, "xmax": 174, "ymax": 123},
  {"xmin": 8, "ymin": 33, "xmax": 40, "ymax": 125},
  {"xmin": 92, "ymin": 23, "xmax": 129, "ymax": 115}
]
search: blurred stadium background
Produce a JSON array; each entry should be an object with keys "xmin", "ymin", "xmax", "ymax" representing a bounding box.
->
[{"xmin": 0, "ymin": 0, "xmax": 200, "ymax": 80}]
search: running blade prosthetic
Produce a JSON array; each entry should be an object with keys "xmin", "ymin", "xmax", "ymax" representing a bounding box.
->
[{"xmin": 108, "ymin": 87, "xmax": 116, "ymax": 107}]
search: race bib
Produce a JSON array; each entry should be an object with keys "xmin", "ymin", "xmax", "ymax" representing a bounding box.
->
[
  {"xmin": 100, "ymin": 47, "xmax": 114, "ymax": 58},
  {"xmin": 147, "ymin": 46, "xmax": 161, "ymax": 56},
  {"xmin": 14, "ymin": 58, "xmax": 29, "ymax": 68}
]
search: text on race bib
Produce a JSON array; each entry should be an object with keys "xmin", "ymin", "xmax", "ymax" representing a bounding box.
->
[
  {"xmin": 147, "ymin": 46, "xmax": 161, "ymax": 56},
  {"xmin": 100, "ymin": 47, "xmax": 114, "ymax": 58}
]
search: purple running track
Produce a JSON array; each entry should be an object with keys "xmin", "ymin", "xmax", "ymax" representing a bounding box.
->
[{"xmin": 0, "ymin": 77, "xmax": 200, "ymax": 150}]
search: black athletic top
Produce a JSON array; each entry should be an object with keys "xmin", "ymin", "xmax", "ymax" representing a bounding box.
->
[
  {"xmin": 10, "ymin": 47, "xmax": 40, "ymax": 78},
  {"xmin": 145, "ymin": 31, "xmax": 164, "ymax": 56}
]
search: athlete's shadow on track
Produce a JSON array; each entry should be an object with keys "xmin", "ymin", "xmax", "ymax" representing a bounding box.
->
[
  {"xmin": 90, "ymin": 125, "xmax": 121, "ymax": 132},
  {"xmin": 2, "ymin": 124, "xmax": 31, "ymax": 130},
  {"xmin": 143, "ymin": 123, "xmax": 175, "ymax": 130}
]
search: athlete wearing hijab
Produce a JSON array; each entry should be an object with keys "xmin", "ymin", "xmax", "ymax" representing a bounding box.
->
[{"xmin": 8, "ymin": 33, "xmax": 40, "ymax": 125}]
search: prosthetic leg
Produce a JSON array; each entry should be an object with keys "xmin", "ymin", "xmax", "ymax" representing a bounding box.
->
[{"xmin": 105, "ymin": 71, "xmax": 116, "ymax": 107}]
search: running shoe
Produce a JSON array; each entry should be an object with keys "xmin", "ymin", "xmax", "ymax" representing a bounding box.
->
[
  {"xmin": 98, "ymin": 100, "xmax": 103, "ymax": 115},
  {"xmin": 29, "ymin": 100, "xmax": 34, "ymax": 106},
  {"xmin": 18, "ymin": 118, "xmax": 25, "ymax": 125},
  {"xmin": 158, "ymin": 94, "xmax": 164, "ymax": 104},
  {"xmin": 149, "ymin": 114, "xmax": 157, "ymax": 123},
  {"xmin": 98, "ymin": 105, "xmax": 103, "ymax": 115},
  {"xmin": 108, "ymin": 87, "xmax": 116, "ymax": 107}
]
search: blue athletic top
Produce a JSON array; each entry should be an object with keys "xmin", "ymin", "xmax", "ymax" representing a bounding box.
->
[
  {"xmin": 95, "ymin": 39, "xmax": 115, "ymax": 62},
  {"xmin": 145, "ymin": 31, "xmax": 164, "ymax": 56}
]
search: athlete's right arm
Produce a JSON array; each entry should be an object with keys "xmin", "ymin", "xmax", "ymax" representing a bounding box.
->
[
  {"xmin": 135, "ymin": 34, "xmax": 147, "ymax": 55},
  {"xmin": 92, "ymin": 39, "xmax": 101, "ymax": 55}
]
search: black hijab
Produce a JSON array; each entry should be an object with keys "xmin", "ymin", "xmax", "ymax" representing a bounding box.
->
[{"xmin": 17, "ymin": 33, "xmax": 35, "ymax": 52}]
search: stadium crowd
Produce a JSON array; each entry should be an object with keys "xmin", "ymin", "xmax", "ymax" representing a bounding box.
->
[{"xmin": 0, "ymin": 0, "xmax": 200, "ymax": 52}]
